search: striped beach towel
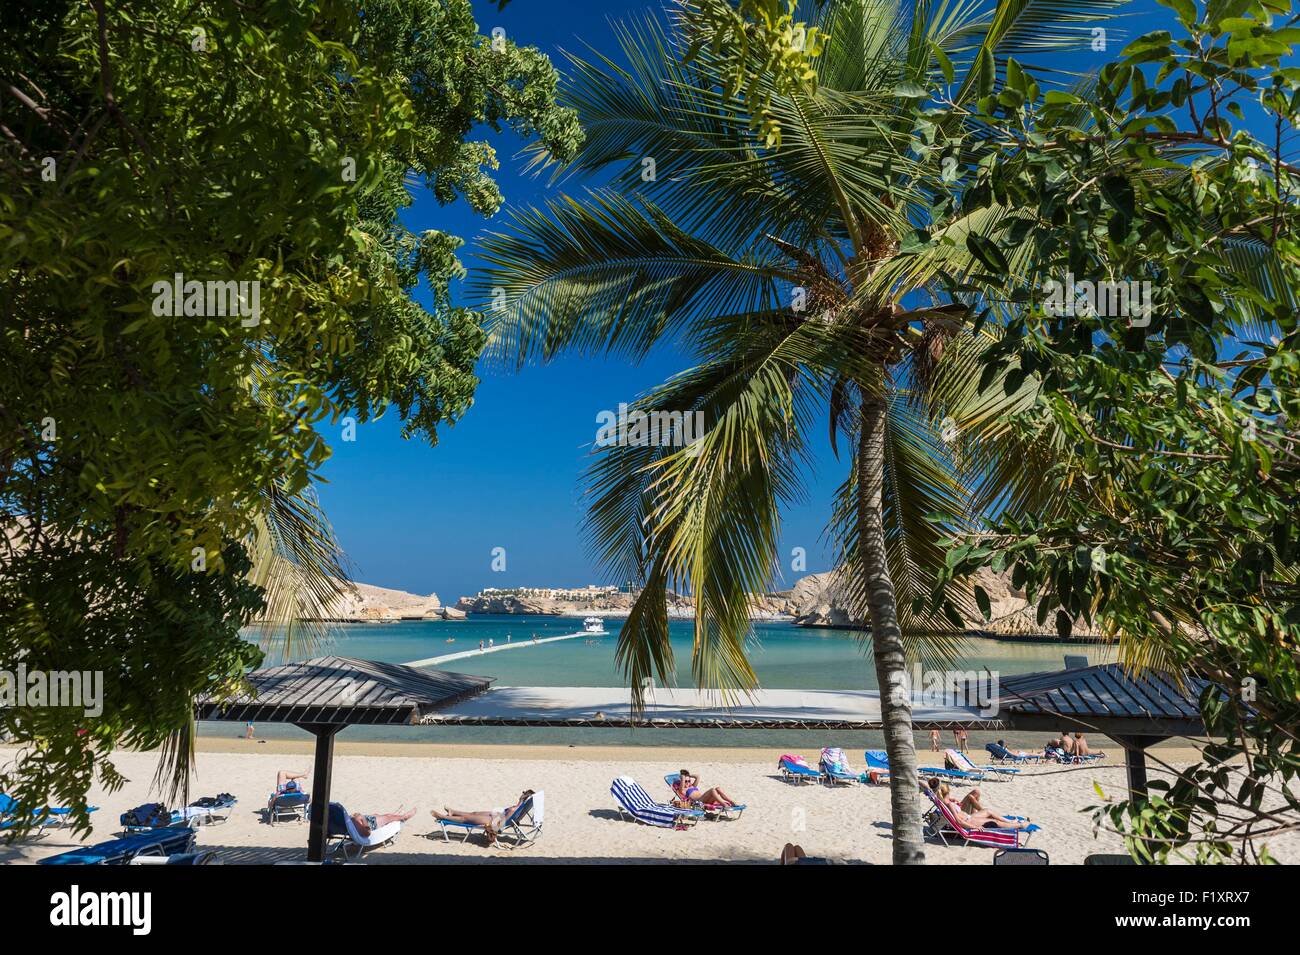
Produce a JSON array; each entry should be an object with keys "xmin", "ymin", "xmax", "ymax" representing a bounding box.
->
[{"xmin": 611, "ymin": 776, "xmax": 695, "ymax": 828}]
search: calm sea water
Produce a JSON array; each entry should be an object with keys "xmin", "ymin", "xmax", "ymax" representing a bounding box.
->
[{"xmin": 204, "ymin": 615, "xmax": 1113, "ymax": 749}]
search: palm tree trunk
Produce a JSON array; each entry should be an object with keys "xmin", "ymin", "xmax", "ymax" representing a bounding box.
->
[{"xmin": 857, "ymin": 391, "xmax": 926, "ymax": 864}]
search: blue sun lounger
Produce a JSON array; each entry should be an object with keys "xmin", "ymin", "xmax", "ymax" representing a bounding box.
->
[
  {"xmin": 819, "ymin": 747, "xmax": 860, "ymax": 786},
  {"xmin": 39, "ymin": 827, "xmax": 197, "ymax": 865},
  {"xmin": 267, "ymin": 788, "xmax": 310, "ymax": 824},
  {"xmin": 986, "ymin": 742, "xmax": 1041, "ymax": 764},
  {"xmin": 612, "ymin": 776, "xmax": 703, "ymax": 828},
  {"xmin": 0, "ymin": 794, "xmax": 98, "ymax": 833},
  {"xmin": 778, "ymin": 755, "xmax": 824, "ymax": 784},
  {"xmin": 866, "ymin": 750, "xmax": 976, "ymax": 785},
  {"xmin": 435, "ymin": 791, "xmax": 544, "ymax": 848}
]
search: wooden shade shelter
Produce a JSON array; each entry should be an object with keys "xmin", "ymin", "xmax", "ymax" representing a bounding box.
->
[
  {"xmin": 997, "ymin": 663, "xmax": 1210, "ymax": 798},
  {"xmin": 195, "ymin": 656, "xmax": 492, "ymax": 861}
]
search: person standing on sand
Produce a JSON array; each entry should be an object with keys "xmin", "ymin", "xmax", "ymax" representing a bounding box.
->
[
  {"xmin": 930, "ymin": 729, "xmax": 941, "ymax": 752},
  {"xmin": 245, "ymin": 721, "xmax": 255, "ymax": 740},
  {"xmin": 953, "ymin": 727, "xmax": 969, "ymax": 753}
]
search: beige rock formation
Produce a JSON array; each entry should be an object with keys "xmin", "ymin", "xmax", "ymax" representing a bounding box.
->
[{"xmin": 316, "ymin": 581, "xmax": 443, "ymax": 622}]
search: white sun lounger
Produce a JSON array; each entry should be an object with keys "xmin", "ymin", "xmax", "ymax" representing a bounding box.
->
[{"xmin": 323, "ymin": 803, "xmax": 403, "ymax": 861}]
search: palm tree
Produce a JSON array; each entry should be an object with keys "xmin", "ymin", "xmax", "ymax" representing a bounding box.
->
[{"xmin": 476, "ymin": 0, "xmax": 1119, "ymax": 863}]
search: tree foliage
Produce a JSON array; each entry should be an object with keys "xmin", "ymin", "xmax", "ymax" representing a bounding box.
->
[
  {"xmin": 0, "ymin": 0, "xmax": 578, "ymax": 829},
  {"xmin": 924, "ymin": 0, "xmax": 1300, "ymax": 862}
]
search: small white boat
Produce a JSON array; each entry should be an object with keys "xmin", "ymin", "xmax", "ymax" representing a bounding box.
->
[{"xmin": 582, "ymin": 616, "xmax": 607, "ymax": 635}]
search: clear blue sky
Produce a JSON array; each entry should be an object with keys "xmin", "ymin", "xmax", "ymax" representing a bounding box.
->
[{"xmin": 316, "ymin": 0, "xmax": 1171, "ymax": 601}]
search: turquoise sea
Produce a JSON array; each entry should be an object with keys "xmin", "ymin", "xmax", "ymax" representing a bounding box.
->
[{"xmin": 201, "ymin": 615, "xmax": 1115, "ymax": 750}]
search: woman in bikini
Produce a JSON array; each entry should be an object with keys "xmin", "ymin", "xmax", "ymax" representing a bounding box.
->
[
  {"xmin": 432, "ymin": 790, "xmax": 534, "ymax": 845},
  {"xmin": 929, "ymin": 779, "xmax": 1030, "ymax": 830},
  {"xmin": 672, "ymin": 770, "xmax": 738, "ymax": 808}
]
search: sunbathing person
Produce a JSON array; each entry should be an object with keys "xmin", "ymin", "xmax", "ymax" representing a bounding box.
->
[
  {"xmin": 928, "ymin": 779, "xmax": 1031, "ymax": 830},
  {"xmin": 432, "ymin": 790, "xmax": 533, "ymax": 845},
  {"xmin": 671, "ymin": 770, "xmax": 738, "ymax": 808},
  {"xmin": 994, "ymin": 739, "xmax": 1035, "ymax": 759},
  {"xmin": 1057, "ymin": 730, "xmax": 1077, "ymax": 755},
  {"xmin": 351, "ymin": 806, "xmax": 417, "ymax": 838},
  {"xmin": 275, "ymin": 769, "xmax": 310, "ymax": 793},
  {"xmin": 1073, "ymin": 733, "xmax": 1105, "ymax": 757}
]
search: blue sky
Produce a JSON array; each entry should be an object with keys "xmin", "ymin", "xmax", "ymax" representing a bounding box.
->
[{"xmin": 316, "ymin": 0, "xmax": 1169, "ymax": 601}]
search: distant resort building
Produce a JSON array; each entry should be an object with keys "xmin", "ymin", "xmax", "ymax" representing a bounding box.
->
[{"xmin": 479, "ymin": 585, "xmax": 621, "ymax": 600}]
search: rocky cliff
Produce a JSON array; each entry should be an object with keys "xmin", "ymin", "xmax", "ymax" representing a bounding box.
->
[
  {"xmin": 326, "ymin": 566, "xmax": 1101, "ymax": 638},
  {"xmin": 316, "ymin": 582, "xmax": 463, "ymax": 621},
  {"xmin": 776, "ymin": 567, "xmax": 1102, "ymax": 638}
]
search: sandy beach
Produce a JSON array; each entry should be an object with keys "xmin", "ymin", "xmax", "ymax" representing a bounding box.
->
[{"xmin": 5, "ymin": 741, "xmax": 1293, "ymax": 865}]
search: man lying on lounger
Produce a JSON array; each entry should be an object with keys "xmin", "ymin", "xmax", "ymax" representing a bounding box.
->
[
  {"xmin": 431, "ymin": 790, "xmax": 533, "ymax": 846},
  {"xmin": 351, "ymin": 806, "xmax": 417, "ymax": 837},
  {"xmin": 670, "ymin": 770, "xmax": 740, "ymax": 809},
  {"xmin": 927, "ymin": 778, "xmax": 1032, "ymax": 830}
]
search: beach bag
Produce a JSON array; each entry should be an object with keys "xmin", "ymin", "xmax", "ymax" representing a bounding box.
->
[
  {"xmin": 190, "ymin": 793, "xmax": 235, "ymax": 809},
  {"xmin": 121, "ymin": 803, "xmax": 171, "ymax": 829}
]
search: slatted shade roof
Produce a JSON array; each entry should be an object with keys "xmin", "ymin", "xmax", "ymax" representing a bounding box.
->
[
  {"xmin": 194, "ymin": 655, "xmax": 494, "ymax": 726},
  {"xmin": 997, "ymin": 663, "xmax": 1208, "ymax": 736}
]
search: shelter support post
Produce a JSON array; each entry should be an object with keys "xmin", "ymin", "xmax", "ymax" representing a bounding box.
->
[
  {"xmin": 1111, "ymin": 734, "xmax": 1167, "ymax": 801},
  {"xmin": 298, "ymin": 723, "xmax": 343, "ymax": 863}
]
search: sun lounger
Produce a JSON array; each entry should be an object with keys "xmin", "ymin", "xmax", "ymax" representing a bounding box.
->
[
  {"xmin": 320, "ymin": 802, "xmax": 403, "ymax": 861},
  {"xmin": 611, "ymin": 776, "xmax": 703, "ymax": 828},
  {"xmin": 819, "ymin": 747, "xmax": 861, "ymax": 786},
  {"xmin": 119, "ymin": 794, "xmax": 235, "ymax": 835},
  {"xmin": 985, "ymin": 742, "xmax": 1041, "ymax": 764},
  {"xmin": 435, "ymin": 791, "xmax": 545, "ymax": 848},
  {"xmin": 867, "ymin": 750, "xmax": 973, "ymax": 784},
  {"xmin": 862, "ymin": 750, "xmax": 892, "ymax": 783},
  {"xmin": 267, "ymin": 788, "xmax": 310, "ymax": 824},
  {"xmin": 0, "ymin": 794, "xmax": 98, "ymax": 834},
  {"xmin": 946, "ymin": 748, "xmax": 1018, "ymax": 780},
  {"xmin": 921, "ymin": 785, "xmax": 1040, "ymax": 849},
  {"xmin": 1044, "ymin": 745, "xmax": 1106, "ymax": 764},
  {"xmin": 39, "ymin": 827, "xmax": 197, "ymax": 865},
  {"xmin": 778, "ymin": 754, "xmax": 824, "ymax": 784},
  {"xmin": 177, "ymin": 794, "xmax": 237, "ymax": 827},
  {"xmin": 663, "ymin": 774, "xmax": 746, "ymax": 819}
]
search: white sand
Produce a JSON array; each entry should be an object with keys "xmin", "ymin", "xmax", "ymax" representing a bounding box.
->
[{"xmin": 3, "ymin": 743, "xmax": 1294, "ymax": 864}]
